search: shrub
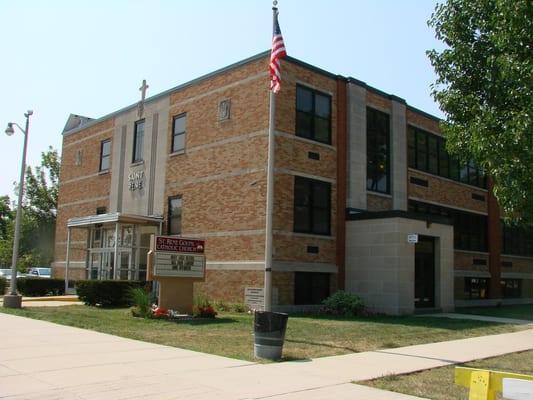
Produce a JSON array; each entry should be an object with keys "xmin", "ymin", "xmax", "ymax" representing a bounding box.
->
[
  {"xmin": 0, "ymin": 277, "xmax": 6, "ymax": 295},
  {"xmin": 129, "ymin": 287, "xmax": 152, "ymax": 318},
  {"xmin": 16, "ymin": 278, "xmax": 66, "ymax": 297},
  {"xmin": 76, "ymin": 280, "xmax": 144, "ymax": 307},
  {"xmin": 231, "ymin": 303, "xmax": 248, "ymax": 313},
  {"xmin": 321, "ymin": 290, "xmax": 364, "ymax": 316}
]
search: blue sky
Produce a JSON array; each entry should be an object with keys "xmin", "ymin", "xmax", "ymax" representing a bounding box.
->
[{"xmin": 0, "ymin": 0, "xmax": 444, "ymax": 200}]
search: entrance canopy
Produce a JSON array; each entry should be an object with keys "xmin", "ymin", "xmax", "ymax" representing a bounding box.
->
[
  {"xmin": 64, "ymin": 213, "xmax": 163, "ymax": 286},
  {"xmin": 67, "ymin": 212, "xmax": 163, "ymax": 229}
]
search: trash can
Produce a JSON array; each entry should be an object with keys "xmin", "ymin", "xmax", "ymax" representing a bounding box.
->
[{"xmin": 254, "ymin": 310, "xmax": 289, "ymax": 360}]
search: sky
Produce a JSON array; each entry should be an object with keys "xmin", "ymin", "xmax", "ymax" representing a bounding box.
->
[{"xmin": 0, "ymin": 0, "xmax": 445, "ymax": 200}]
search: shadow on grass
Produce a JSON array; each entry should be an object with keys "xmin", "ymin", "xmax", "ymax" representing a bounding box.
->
[
  {"xmin": 288, "ymin": 313, "xmax": 506, "ymax": 331},
  {"xmin": 173, "ymin": 317, "xmax": 239, "ymax": 326},
  {"xmin": 285, "ymin": 337, "xmax": 359, "ymax": 353}
]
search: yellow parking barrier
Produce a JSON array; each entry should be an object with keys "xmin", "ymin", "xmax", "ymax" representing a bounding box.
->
[{"xmin": 455, "ymin": 366, "xmax": 533, "ymax": 400}]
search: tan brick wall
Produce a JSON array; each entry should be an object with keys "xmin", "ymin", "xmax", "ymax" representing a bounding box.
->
[
  {"xmin": 272, "ymin": 62, "xmax": 338, "ymax": 271},
  {"xmin": 406, "ymin": 109, "xmax": 441, "ymax": 134},
  {"xmin": 61, "ymin": 119, "xmax": 115, "ymax": 182},
  {"xmin": 367, "ymin": 91, "xmax": 392, "ymax": 112},
  {"xmin": 164, "ymin": 56, "xmax": 271, "ymax": 271},
  {"xmin": 454, "ymin": 251, "xmax": 490, "ymax": 273},
  {"xmin": 274, "ymin": 234, "xmax": 336, "ymax": 264},
  {"xmin": 273, "ymin": 271, "xmax": 294, "ymax": 305},
  {"xmin": 276, "ymin": 136, "xmax": 336, "ymax": 180},
  {"xmin": 367, "ymin": 193, "xmax": 393, "ymax": 211},
  {"xmin": 55, "ymin": 118, "xmax": 113, "ymax": 271},
  {"xmin": 408, "ymin": 170, "xmax": 488, "ymax": 214},
  {"xmin": 53, "ymin": 266, "xmax": 86, "ymax": 281},
  {"xmin": 194, "ymin": 270, "xmax": 263, "ymax": 303},
  {"xmin": 500, "ymin": 256, "xmax": 533, "ymax": 274}
]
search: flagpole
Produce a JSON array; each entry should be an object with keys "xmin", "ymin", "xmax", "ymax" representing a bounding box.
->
[{"xmin": 264, "ymin": 3, "xmax": 278, "ymax": 312}]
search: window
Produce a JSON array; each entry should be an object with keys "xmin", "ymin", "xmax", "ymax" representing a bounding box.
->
[
  {"xmin": 168, "ymin": 196, "xmax": 182, "ymax": 235},
  {"xmin": 367, "ymin": 108, "xmax": 390, "ymax": 193},
  {"xmin": 172, "ymin": 114, "xmax": 186, "ymax": 153},
  {"xmin": 407, "ymin": 126, "xmax": 486, "ymax": 188},
  {"xmin": 409, "ymin": 200, "xmax": 487, "ymax": 252},
  {"xmin": 294, "ymin": 177, "xmax": 331, "ymax": 235},
  {"xmin": 99, "ymin": 140, "xmax": 111, "ymax": 172},
  {"xmin": 501, "ymin": 279, "xmax": 521, "ymax": 298},
  {"xmin": 295, "ymin": 85, "xmax": 331, "ymax": 144},
  {"xmin": 294, "ymin": 272, "xmax": 330, "ymax": 305},
  {"xmin": 502, "ymin": 223, "xmax": 533, "ymax": 257},
  {"xmin": 464, "ymin": 277, "xmax": 489, "ymax": 299},
  {"xmin": 132, "ymin": 120, "xmax": 145, "ymax": 163}
]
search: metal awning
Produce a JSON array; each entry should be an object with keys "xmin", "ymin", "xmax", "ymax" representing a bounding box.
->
[{"xmin": 67, "ymin": 212, "xmax": 163, "ymax": 228}]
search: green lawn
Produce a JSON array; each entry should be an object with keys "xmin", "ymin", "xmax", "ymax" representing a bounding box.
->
[
  {"xmin": 0, "ymin": 305, "xmax": 523, "ymax": 361},
  {"xmin": 456, "ymin": 304, "xmax": 533, "ymax": 321},
  {"xmin": 361, "ymin": 350, "xmax": 533, "ymax": 400}
]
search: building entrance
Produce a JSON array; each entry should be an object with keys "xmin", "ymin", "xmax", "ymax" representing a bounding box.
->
[{"xmin": 414, "ymin": 236, "xmax": 435, "ymax": 308}]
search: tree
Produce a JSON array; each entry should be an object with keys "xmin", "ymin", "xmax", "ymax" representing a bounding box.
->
[
  {"xmin": 21, "ymin": 147, "xmax": 60, "ymax": 267},
  {"xmin": 427, "ymin": 0, "xmax": 533, "ymax": 223},
  {"xmin": 0, "ymin": 148, "xmax": 60, "ymax": 269}
]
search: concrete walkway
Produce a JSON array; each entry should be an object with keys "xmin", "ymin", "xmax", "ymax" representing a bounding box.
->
[
  {"xmin": 0, "ymin": 313, "xmax": 532, "ymax": 400},
  {"xmin": 0, "ymin": 295, "xmax": 83, "ymax": 307},
  {"xmin": 419, "ymin": 312, "xmax": 533, "ymax": 326}
]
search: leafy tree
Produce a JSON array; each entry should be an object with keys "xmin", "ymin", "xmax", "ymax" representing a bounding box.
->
[
  {"xmin": 427, "ymin": 0, "xmax": 533, "ymax": 223},
  {"xmin": 22, "ymin": 147, "xmax": 60, "ymax": 267},
  {"xmin": 0, "ymin": 148, "xmax": 60, "ymax": 269}
]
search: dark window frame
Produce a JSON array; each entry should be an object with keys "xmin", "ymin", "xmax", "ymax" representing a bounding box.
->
[
  {"xmin": 407, "ymin": 125, "xmax": 486, "ymax": 189},
  {"xmin": 502, "ymin": 223, "xmax": 533, "ymax": 257},
  {"xmin": 99, "ymin": 139, "xmax": 111, "ymax": 172},
  {"xmin": 366, "ymin": 107, "xmax": 391, "ymax": 194},
  {"xmin": 171, "ymin": 113, "xmax": 186, "ymax": 153},
  {"xmin": 501, "ymin": 279, "xmax": 521, "ymax": 298},
  {"xmin": 167, "ymin": 195, "xmax": 182, "ymax": 235},
  {"xmin": 132, "ymin": 119, "xmax": 145, "ymax": 163},
  {"xmin": 293, "ymin": 176, "xmax": 331, "ymax": 236},
  {"xmin": 464, "ymin": 277, "xmax": 489, "ymax": 299},
  {"xmin": 294, "ymin": 272, "xmax": 331, "ymax": 305},
  {"xmin": 295, "ymin": 84, "xmax": 332, "ymax": 145},
  {"xmin": 409, "ymin": 200, "xmax": 488, "ymax": 252}
]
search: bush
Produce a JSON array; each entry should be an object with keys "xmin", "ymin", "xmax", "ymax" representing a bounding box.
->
[
  {"xmin": 321, "ymin": 290, "xmax": 364, "ymax": 316},
  {"xmin": 0, "ymin": 277, "xmax": 6, "ymax": 295},
  {"xmin": 129, "ymin": 287, "xmax": 152, "ymax": 318},
  {"xmin": 16, "ymin": 278, "xmax": 66, "ymax": 297},
  {"xmin": 76, "ymin": 280, "xmax": 144, "ymax": 307}
]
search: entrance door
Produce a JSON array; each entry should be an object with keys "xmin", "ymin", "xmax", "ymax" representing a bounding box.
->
[{"xmin": 414, "ymin": 236, "xmax": 435, "ymax": 308}]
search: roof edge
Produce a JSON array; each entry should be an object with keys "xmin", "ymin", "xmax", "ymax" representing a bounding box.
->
[{"xmin": 63, "ymin": 50, "xmax": 271, "ymax": 137}]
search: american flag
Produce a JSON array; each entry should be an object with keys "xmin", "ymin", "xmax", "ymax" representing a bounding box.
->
[{"xmin": 270, "ymin": 8, "xmax": 287, "ymax": 93}]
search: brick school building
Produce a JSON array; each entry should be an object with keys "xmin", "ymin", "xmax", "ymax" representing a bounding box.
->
[{"xmin": 53, "ymin": 51, "xmax": 533, "ymax": 314}]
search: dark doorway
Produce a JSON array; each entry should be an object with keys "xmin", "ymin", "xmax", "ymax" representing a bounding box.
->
[{"xmin": 414, "ymin": 236, "xmax": 435, "ymax": 308}]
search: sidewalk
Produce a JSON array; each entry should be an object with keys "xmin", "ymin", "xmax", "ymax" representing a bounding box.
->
[
  {"xmin": 419, "ymin": 312, "xmax": 533, "ymax": 327},
  {"xmin": 0, "ymin": 295, "xmax": 83, "ymax": 307},
  {"xmin": 0, "ymin": 312, "xmax": 531, "ymax": 400}
]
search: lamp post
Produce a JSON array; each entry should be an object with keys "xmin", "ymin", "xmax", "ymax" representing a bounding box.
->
[{"xmin": 3, "ymin": 110, "xmax": 32, "ymax": 309}]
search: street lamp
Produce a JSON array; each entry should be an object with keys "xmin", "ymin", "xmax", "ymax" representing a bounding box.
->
[{"xmin": 3, "ymin": 110, "xmax": 33, "ymax": 309}]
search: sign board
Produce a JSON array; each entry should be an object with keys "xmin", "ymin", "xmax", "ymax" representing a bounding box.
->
[
  {"xmin": 244, "ymin": 287, "xmax": 278, "ymax": 311},
  {"xmin": 407, "ymin": 234, "xmax": 419, "ymax": 244},
  {"xmin": 153, "ymin": 236, "xmax": 205, "ymax": 278}
]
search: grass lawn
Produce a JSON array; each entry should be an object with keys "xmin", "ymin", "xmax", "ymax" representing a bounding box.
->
[
  {"xmin": 456, "ymin": 304, "xmax": 533, "ymax": 321},
  {"xmin": 361, "ymin": 350, "xmax": 533, "ymax": 400},
  {"xmin": 0, "ymin": 305, "xmax": 524, "ymax": 361}
]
